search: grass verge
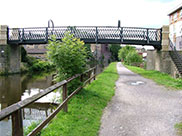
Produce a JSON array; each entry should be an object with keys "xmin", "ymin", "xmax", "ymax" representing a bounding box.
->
[
  {"xmin": 24, "ymin": 121, "xmax": 41, "ymax": 136},
  {"xmin": 40, "ymin": 62, "xmax": 118, "ymax": 136},
  {"xmin": 125, "ymin": 65, "xmax": 182, "ymax": 90},
  {"xmin": 175, "ymin": 123, "xmax": 182, "ymax": 135}
]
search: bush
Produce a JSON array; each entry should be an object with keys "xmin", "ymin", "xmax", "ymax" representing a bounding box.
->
[
  {"xmin": 26, "ymin": 56, "xmax": 38, "ymax": 66},
  {"xmin": 47, "ymin": 32, "xmax": 87, "ymax": 93},
  {"xmin": 109, "ymin": 44, "xmax": 121, "ymax": 61},
  {"xmin": 118, "ymin": 46, "xmax": 135, "ymax": 62},
  {"xmin": 30, "ymin": 60, "xmax": 53, "ymax": 72},
  {"xmin": 125, "ymin": 51, "xmax": 143, "ymax": 66},
  {"xmin": 24, "ymin": 56, "xmax": 54, "ymax": 73},
  {"xmin": 118, "ymin": 45, "xmax": 143, "ymax": 66}
]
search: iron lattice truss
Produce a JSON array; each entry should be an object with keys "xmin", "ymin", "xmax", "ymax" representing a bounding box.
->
[{"xmin": 8, "ymin": 26, "xmax": 162, "ymax": 49}]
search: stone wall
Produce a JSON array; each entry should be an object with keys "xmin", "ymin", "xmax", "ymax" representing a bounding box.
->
[
  {"xmin": 0, "ymin": 45, "xmax": 7, "ymax": 73},
  {"xmin": 147, "ymin": 50, "xmax": 180, "ymax": 78},
  {"xmin": 90, "ymin": 44, "xmax": 111, "ymax": 66},
  {"xmin": 146, "ymin": 25, "xmax": 181, "ymax": 78}
]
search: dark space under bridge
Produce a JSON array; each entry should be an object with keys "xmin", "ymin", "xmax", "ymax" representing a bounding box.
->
[{"xmin": 7, "ymin": 26, "xmax": 162, "ymax": 49}]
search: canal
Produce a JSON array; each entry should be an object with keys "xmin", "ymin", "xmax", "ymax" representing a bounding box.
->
[{"xmin": 0, "ymin": 73, "xmax": 60, "ymax": 136}]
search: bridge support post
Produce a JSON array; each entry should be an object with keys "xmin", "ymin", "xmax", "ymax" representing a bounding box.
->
[
  {"xmin": 0, "ymin": 25, "xmax": 21, "ymax": 74},
  {"xmin": 161, "ymin": 25, "xmax": 169, "ymax": 51},
  {"xmin": 154, "ymin": 25, "xmax": 170, "ymax": 72}
]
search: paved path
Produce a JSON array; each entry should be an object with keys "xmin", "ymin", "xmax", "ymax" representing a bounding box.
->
[{"xmin": 99, "ymin": 62, "xmax": 182, "ymax": 136}]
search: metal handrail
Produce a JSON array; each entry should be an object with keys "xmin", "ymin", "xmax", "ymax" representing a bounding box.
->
[{"xmin": 169, "ymin": 39, "xmax": 182, "ymax": 62}]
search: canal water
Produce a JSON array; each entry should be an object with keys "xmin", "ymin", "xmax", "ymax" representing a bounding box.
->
[
  {"xmin": 0, "ymin": 73, "xmax": 60, "ymax": 136},
  {"xmin": 0, "ymin": 64, "xmax": 105, "ymax": 136}
]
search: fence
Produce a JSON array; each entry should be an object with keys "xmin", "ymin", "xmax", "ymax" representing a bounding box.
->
[{"xmin": 0, "ymin": 66, "xmax": 96, "ymax": 136}]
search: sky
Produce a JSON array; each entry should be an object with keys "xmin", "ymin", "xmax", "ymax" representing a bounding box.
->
[{"xmin": 0, "ymin": 0, "xmax": 182, "ymax": 28}]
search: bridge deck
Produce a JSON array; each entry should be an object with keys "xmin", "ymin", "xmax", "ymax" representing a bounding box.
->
[{"xmin": 7, "ymin": 26, "xmax": 162, "ymax": 49}]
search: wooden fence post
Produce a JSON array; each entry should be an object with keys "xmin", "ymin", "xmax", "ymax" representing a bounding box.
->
[
  {"xmin": 94, "ymin": 67, "xmax": 96, "ymax": 80},
  {"xmin": 89, "ymin": 71, "xmax": 92, "ymax": 84},
  {"xmin": 62, "ymin": 84, "xmax": 68, "ymax": 112},
  {"xmin": 12, "ymin": 109, "xmax": 23, "ymax": 136}
]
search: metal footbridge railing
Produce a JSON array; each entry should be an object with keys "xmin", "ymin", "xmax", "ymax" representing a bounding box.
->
[{"xmin": 7, "ymin": 26, "xmax": 162, "ymax": 49}]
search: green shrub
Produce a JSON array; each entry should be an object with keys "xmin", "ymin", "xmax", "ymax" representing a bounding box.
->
[
  {"xmin": 47, "ymin": 33, "xmax": 87, "ymax": 93},
  {"xmin": 29, "ymin": 60, "xmax": 53, "ymax": 72},
  {"xmin": 125, "ymin": 51, "xmax": 143, "ymax": 66},
  {"xmin": 118, "ymin": 45, "xmax": 135, "ymax": 61},
  {"xmin": 26, "ymin": 56, "xmax": 38, "ymax": 66},
  {"xmin": 118, "ymin": 45, "xmax": 143, "ymax": 66},
  {"xmin": 109, "ymin": 44, "xmax": 121, "ymax": 61}
]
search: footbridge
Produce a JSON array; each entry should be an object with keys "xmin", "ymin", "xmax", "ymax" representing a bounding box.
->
[
  {"xmin": 8, "ymin": 26, "xmax": 162, "ymax": 49},
  {"xmin": 0, "ymin": 24, "xmax": 169, "ymax": 74}
]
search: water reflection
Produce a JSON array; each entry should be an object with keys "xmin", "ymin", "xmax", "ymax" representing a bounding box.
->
[
  {"xmin": 0, "ymin": 74, "xmax": 22, "ymax": 110},
  {"xmin": 0, "ymin": 73, "xmax": 58, "ymax": 136}
]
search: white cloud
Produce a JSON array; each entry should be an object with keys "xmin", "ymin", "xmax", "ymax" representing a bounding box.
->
[{"xmin": 0, "ymin": 0, "xmax": 181, "ymax": 28}]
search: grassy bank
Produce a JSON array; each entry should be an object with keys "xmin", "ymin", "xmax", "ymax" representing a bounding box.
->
[
  {"xmin": 125, "ymin": 65, "xmax": 182, "ymax": 90},
  {"xmin": 40, "ymin": 62, "xmax": 118, "ymax": 136},
  {"xmin": 175, "ymin": 123, "xmax": 182, "ymax": 135}
]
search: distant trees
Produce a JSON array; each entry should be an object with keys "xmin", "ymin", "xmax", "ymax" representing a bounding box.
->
[
  {"xmin": 109, "ymin": 44, "xmax": 121, "ymax": 61},
  {"xmin": 118, "ymin": 46, "xmax": 135, "ymax": 62},
  {"xmin": 118, "ymin": 45, "xmax": 143, "ymax": 66}
]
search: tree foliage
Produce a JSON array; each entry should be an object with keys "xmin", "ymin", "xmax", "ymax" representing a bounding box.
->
[
  {"xmin": 47, "ymin": 32, "xmax": 87, "ymax": 81},
  {"xmin": 118, "ymin": 45, "xmax": 135, "ymax": 62},
  {"xmin": 109, "ymin": 44, "xmax": 121, "ymax": 61},
  {"xmin": 118, "ymin": 45, "xmax": 143, "ymax": 66},
  {"xmin": 125, "ymin": 51, "xmax": 143, "ymax": 66}
]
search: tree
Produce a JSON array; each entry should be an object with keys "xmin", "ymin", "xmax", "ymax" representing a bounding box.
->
[
  {"xmin": 47, "ymin": 32, "xmax": 87, "ymax": 93},
  {"xmin": 109, "ymin": 44, "xmax": 121, "ymax": 61},
  {"xmin": 118, "ymin": 45, "xmax": 143, "ymax": 66},
  {"xmin": 118, "ymin": 45, "xmax": 135, "ymax": 62},
  {"xmin": 125, "ymin": 51, "xmax": 143, "ymax": 66}
]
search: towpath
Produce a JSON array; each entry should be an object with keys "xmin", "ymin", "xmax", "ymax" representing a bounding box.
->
[{"xmin": 99, "ymin": 62, "xmax": 182, "ymax": 136}]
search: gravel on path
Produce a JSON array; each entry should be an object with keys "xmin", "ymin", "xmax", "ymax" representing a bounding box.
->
[{"xmin": 99, "ymin": 62, "xmax": 182, "ymax": 136}]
